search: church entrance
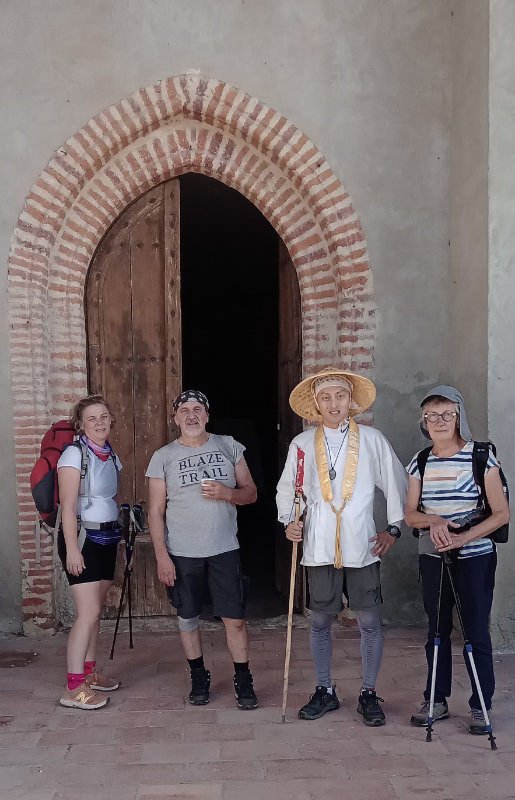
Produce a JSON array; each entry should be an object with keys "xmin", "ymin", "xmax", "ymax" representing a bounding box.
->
[{"xmin": 86, "ymin": 174, "xmax": 303, "ymax": 619}]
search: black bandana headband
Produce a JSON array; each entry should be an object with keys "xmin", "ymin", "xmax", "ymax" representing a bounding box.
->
[{"xmin": 172, "ymin": 390, "xmax": 210, "ymax": 414}]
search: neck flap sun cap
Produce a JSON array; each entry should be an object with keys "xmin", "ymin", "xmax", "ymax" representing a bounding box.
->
[
  {"xmin": 420, "ymin": 384, "xmax": 472, "ymax": 441},
  {"xmin": 289, "ymin": 367, "xmax": 376, "ymax": 422},
  {"xmin": 173, "ymin": 390, "xmax": 210, "ymax": 414}
]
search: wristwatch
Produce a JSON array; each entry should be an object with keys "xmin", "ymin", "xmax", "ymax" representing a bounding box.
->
[{"xmin": 386, "ymin": 524, "xmax": 401, "ymax": 538}]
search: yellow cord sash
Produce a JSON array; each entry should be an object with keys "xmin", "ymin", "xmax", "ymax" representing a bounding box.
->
[{"xmin": 314, "ymin": 419, "xmax": 360, "ymax": 569}]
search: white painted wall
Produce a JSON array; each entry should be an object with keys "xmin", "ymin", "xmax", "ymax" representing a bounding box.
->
[{"xmin": 0, "ymin": 0, "xmax": 457, "ymax": 631}]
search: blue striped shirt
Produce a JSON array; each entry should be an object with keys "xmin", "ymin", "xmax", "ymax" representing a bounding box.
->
[{"xmin": 407, "ymin": 441, "xmax": 497, "ymax": 558}]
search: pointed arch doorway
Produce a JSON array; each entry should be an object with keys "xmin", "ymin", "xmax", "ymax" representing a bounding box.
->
[{"xmin": 86, "ymin": 173, "xmax": 303, "ymax": 619}]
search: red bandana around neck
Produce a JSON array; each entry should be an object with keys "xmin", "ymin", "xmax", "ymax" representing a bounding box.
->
[{"xmin": 81, "ymin": 435, "xmax": 112, "ymax": 462}]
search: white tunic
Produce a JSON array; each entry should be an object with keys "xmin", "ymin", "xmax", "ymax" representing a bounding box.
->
[{"xmin": 276, "ymin": 425, "xmax": 408, "ymax": 568}]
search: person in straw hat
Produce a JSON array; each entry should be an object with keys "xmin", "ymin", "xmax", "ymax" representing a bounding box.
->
[{"xmin": 276, "ymin": 368, "xmax": 408, "ymax": 725}]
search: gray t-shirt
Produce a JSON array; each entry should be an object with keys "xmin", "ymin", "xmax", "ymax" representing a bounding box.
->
[{"xmin": 145, "ymin": 434, "xmax": 245, "ymax": 557}]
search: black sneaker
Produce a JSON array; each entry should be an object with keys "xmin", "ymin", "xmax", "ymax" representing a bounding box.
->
[
  {"xmin": 357, "ymin": 689, "xmax": 386, "ymax": 726},
  {"xmin": 189, "ymin": 667, "xmax": 210, "ymax": 705},
  {"xmin": 233, "ymin": 670, "xmax": 258, "ymax": 710},
  {"xmin": 298, "ymin": 686, "xmax": 340, "ymax": 720}
]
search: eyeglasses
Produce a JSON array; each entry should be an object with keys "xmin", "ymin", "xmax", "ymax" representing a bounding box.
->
[{"xmin": 424, "ymin": 411, "xmax": 458, "ymax": 423}]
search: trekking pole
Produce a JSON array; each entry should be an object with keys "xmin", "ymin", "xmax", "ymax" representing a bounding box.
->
[
  {"xmin": 127, "ymin": 504, "xmax": 144, "ymax": 650},
  {"xmin": 426, "ymin": 557, "xmax": 445, "ymax": 742},
  {"xmin": 442, "ymin": 551, "xmax": 497, "ymax": 750},
  {"xmin": 109, "ymin": 504, "xmax": 131, "ymax": 660},
  {"xmin": 281, "ymin": 495, "xmax": 301, "ymax": 724}
]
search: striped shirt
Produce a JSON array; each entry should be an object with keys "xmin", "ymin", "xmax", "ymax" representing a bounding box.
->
[{"xmin": 407, "ymin": 441, "xmax": 498, "ymax": 559}]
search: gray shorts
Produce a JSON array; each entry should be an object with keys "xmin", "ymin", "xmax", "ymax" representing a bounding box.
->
[{"xmin": 306, "ymin": 562, "xmax": 382, "ymax": 614}]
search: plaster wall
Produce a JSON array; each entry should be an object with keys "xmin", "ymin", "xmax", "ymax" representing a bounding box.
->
[
  {"xmin": 448, "ymin": 0, "xmax": 489, "ymax": 438},
  {"xmin": 0, "ymin": 0, "xmax": 451, "ymax": 629},
  {"xmin": 488, "ymin": 0, "xmax": 515, "ymax": 651}
]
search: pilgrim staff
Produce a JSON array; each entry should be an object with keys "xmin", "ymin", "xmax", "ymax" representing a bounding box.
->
[{"xmin": 281, "ymin": 446, "xmax": 305, "ymax": 723}]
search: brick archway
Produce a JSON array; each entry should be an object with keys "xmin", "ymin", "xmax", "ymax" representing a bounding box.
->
[{"xmin": 8, "ymin": 73, "xmax": 374, "ymax": 633}]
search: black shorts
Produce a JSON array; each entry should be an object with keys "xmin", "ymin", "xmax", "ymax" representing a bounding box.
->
[
  {"xmin": 57, "ymin": 529, "xmax": 118, "ymax": 586},
  {"xmin": 166, "ymin": 549, "xmax": 246, "ymax": 620}
]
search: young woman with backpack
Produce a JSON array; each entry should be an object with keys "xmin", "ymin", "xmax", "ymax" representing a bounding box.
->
[
  {"xmin": 404, "ymin": 386, "xmax": 509, "ymax": 735},
  {"xmin": 57, "ymin": 395, "xmax": 123, "ymax": 710}
]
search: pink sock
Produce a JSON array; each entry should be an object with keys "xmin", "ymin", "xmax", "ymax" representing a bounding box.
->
[
  {"xmin": 67, "ymin": 673, "xmax": 85, "ymax": 690},
  {"xmin": 84, "ymin": 660, "xmax": 96, "ymax": 676}
]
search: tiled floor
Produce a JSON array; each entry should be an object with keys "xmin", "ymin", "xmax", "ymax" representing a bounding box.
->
[{"xmin": 0, "ymin": 619, "xmax": 514, "ymax": 799}]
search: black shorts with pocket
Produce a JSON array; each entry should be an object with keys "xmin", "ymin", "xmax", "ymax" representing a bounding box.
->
[
  {"xmin": 57, "ymin": 529, "xmax": 118, "ymax": 586},
  {"xmin": 166, "ymin": 549, "xmax": 246, "ymax": 620}
]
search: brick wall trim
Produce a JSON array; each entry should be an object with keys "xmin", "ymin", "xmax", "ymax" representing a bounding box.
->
[{"xmin": 7, "ymin": 73, "xmax": 374, "ymax": 633}]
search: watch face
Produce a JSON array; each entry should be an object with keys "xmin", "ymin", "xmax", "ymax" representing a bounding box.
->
[{"xmin": 388, "ymin": 526, "xmax": 401, "ymax": 537}]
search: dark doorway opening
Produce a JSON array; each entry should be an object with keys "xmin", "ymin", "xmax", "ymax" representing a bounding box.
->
[{"xmin": 180, "ymin": 173, "xmax": 286, "ymax": 618}]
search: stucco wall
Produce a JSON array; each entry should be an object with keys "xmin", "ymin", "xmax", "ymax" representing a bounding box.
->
[
  {"xmin": 449, "ymin": 0, "xmax": 489, "ymax": 438},
  {"xmin": 489, "ymin": 0, "xmax": 515, "ymax": 651},
  {"xmin": 1, "ymin": 0, "xmax": 452, "ymax": 629}
]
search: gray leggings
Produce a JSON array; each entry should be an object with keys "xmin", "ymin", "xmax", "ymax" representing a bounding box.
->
[{"xmin": 310, "ymin": 607, "xmax": 383, "ymax": 689}]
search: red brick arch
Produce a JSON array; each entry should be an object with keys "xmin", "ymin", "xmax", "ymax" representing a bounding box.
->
[{"xmin": 8, "ymin": 74, "xmax": 374, "ymax": 632}]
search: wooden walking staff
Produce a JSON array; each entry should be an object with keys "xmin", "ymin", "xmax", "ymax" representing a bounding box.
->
[{"xmin": 281, "ymin": 446, "xmax": 305, "ymax": 723}]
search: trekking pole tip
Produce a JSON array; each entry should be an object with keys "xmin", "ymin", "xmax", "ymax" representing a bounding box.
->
[
  {"xmin": 425, "ymin": 726, "xmax": 433, "ymax": 742},
  {"xmin": 281, "ymin": 713, "xmax": 286, "ymax": 724},
  {"xmin": 489, "ymin": 734, "xmax": 497, "ymax": 751}
]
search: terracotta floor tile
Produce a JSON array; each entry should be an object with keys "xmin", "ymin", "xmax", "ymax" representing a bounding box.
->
[
  {"xmin": 222, "ymin": 779, "xmax": 311, "ymax": 800},
  {"xmin": 0, "ymin": 625, "xmax": 512, "ymax": 800},
  {"xmin": 137, "ymin": 785, "xmax": 222, "ymax": 800}
]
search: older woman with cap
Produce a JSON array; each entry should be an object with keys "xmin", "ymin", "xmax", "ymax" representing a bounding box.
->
[
  {"xmin": 277, "ymin": 368, "xmax": 408, "ymax": 725},
  {"xmin": 405, "ymin": 386, "xmax": 509, "ymax": 734}
]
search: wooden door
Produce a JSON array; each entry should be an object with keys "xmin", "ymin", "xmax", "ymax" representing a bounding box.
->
[
  {"xmin": 275, "ymin": 240, "xmax": 304, "ymax": 610},
  {"xmin": 86, "ymin": 180, "xmax": 181, "ymax": 616}
]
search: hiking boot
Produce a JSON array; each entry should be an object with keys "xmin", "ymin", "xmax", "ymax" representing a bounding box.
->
[
  {"xmin": 189, "ymin": 667, "xmax": 211, "ymax": 705},
  {"xmin": 357, "ymin": 689, "xmax": 386, "ymax": 726},
  {"xmin": 410, "ymin": 699, "xmax": 449, "ymax": 727},
  {"xmin": 298, "ymin": 686, "xmax": 340, "ymax": 720},
  {"xmin": 469, "ymin": 707, "xmax": 488, "ymax": 735},
  {"xmin": 234, "ymin": 670, "xmax": 258, "ymax": 710},
  {"xmin": 60, "ymin": 682, "xmax": 110, "ymax": 710},
  {"xmin": 85, "ymin": 670, "xmax": 120, "ymax": 692}
]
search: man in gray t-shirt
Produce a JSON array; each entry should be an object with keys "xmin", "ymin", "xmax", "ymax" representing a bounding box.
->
[{"xmin": 146, "ymin": 390, "xmax": 259, "ymax": 710}]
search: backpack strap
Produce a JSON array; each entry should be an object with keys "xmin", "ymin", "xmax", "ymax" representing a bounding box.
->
[
  {"xmin": 61, "ymin": 439, "xmax": 90, "ymax": 513},
  {"xmin": 416, "ymin": 446, "xmax": 432, "ymax": 511},
  {"xmin": 472, "ymin": 441, "xmax": 492, "ymax": 515},
  {"xmin": 411, "ymin": 446, "xmax": 432, "ymax": 538}
]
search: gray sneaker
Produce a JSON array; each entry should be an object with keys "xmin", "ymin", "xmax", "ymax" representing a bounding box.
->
[
  {"xmin": 410, "ymin": 700, "xmax": 449, "ymax": 727},
  {"xmin": 469, "ymin": 707, "xmax": 488, "ymax": 735}
]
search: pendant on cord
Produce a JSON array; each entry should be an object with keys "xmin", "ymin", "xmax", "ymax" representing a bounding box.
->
[{"xmin": 324, "ymin": 423, "xmax": 349, "ymax": 483}]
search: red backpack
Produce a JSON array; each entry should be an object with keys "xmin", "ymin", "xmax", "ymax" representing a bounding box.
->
[{"xmin": 30, "ymin": 421, "xmax": 86, "ymax": 529}]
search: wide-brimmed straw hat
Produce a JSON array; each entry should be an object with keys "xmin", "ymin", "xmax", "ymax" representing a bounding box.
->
[{"xmin": 289, "ymin": 367, "xmax": 376, "ymax": 422}]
